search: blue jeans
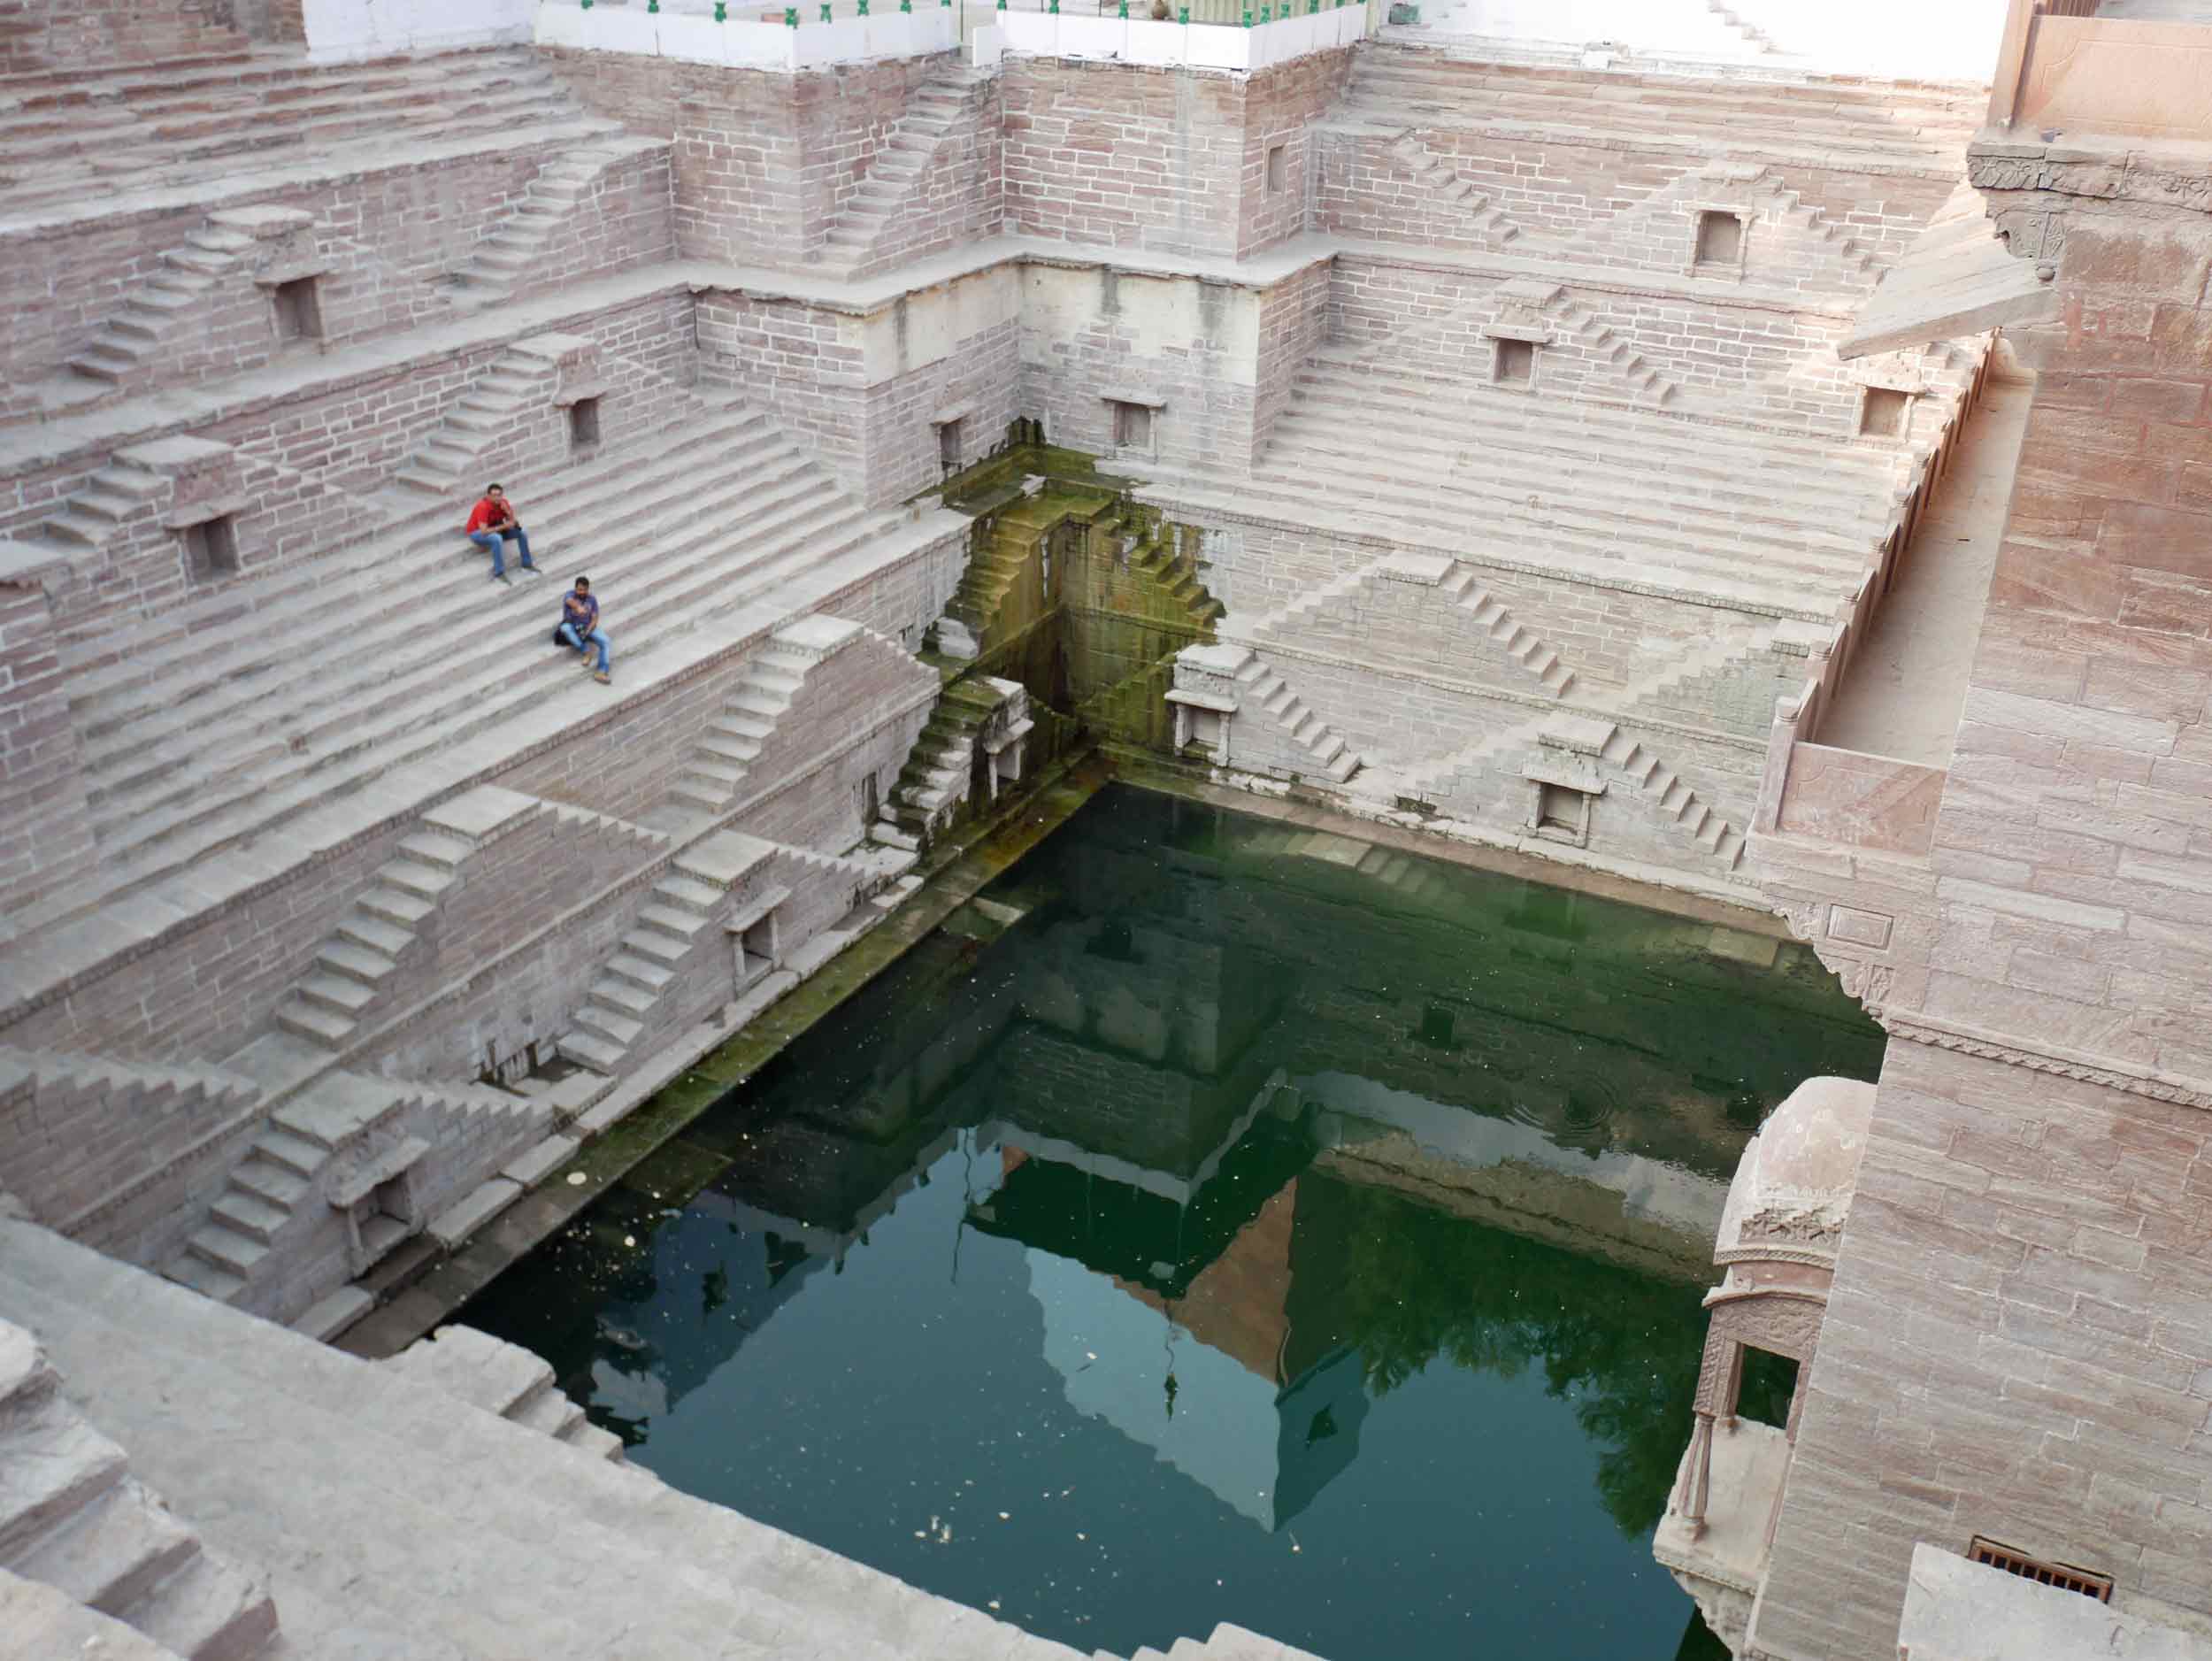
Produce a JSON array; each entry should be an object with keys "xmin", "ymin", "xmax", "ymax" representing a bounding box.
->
[
  {"xmin": 559, "ymin": 620, "xmax": 611, "ymax": 673},
  {"xmin": 469, "ymin": 525, "xmax": 532, "ymax": 576}
]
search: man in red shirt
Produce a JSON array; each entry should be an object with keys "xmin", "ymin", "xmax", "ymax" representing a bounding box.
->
[{"xmin": 465, "ymin": 482, "xmax": 539, "ymax": 584}]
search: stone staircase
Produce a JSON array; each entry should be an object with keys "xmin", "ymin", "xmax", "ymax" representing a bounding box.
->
[
  {"xmin": 815, "ymin": 60, "xmax": 988, "ymax": 273},
  {"xmin": 1548, "ymin": 290, "xmax": 1681, "ymax": 408},
  {"xmin": 1128, "ymin": 529, "xmax": 1229, "ymax": 629},
  {"xmin": 664, "ymin": 637, "xmax": 812, "ymax": 819},
  {"xmin": 935, "ymin": 526, "xmax": 1033, "ymax": 657},
  {"xmin": 1435, "ymin": 564, "xmax": 1575, "ymax": 696},
  {"xmin": 379, "ymin": 1324, "xmax": 628, "ymax": 1463},
  {"xmin": 1762, "ymin": 172, "xmax": 1885, "ymax": 288},
  {"xmin": 1230, "ymin": 651, "xmax": 1361, "ymax": 784},
  {"xmin": 28, "ymin": 396, "xmax": 944, "ymax": 945},
  {"xmin": 1379, "ymin": 128, "xmax": 1523, "ymax": 245},
  {"xmin": 0, "ymin": 1317, "xmax": 276, "ymax": 1660},
  {"xmin": 1705, "ymin": 0, "xmax": 1785, "ymax": 54},
  {"xmin": 165, "ymin": 1070, "xmax": 553, "ymax": 1319},
  {"xmin": 0, "ymin": 1048, "xmax": 263, "ymax": 1148},
  {"xmin": 0, "ymin": 1219, "xmax": 1102, "ymax": 1659},
  {"xmin": 0, "ymin": 46, "xmax": 621, "ymax": 220},
  {"xmin": 560, "ymin": 830, "xmax": 784, "ymax": 1076},
  {"xmin": 1236, "ymin": 560, "xmax": 1380, "ymax": 647},
  {"xmin": 884, "ymin": 675, "xmax": 1016, "ymax": 842},
  {"xmin": 560, "ymin": 868, "xmax": 723, "ymax": 1074},
  {"xmin": 446, "ymin": 137, "xmax": 664, "ymax": 310},
  {"xmin": 885, "ymin": 690, "xmax": 979, "ymax": 842},
  {"xmin": 266, "ymin": 793, "xmax": 672, "ymax": 1054},
  {"xmin": 270, "ymin": 840, "xmax": 462, "ymax": 1050},
  {"xmin": 1155, "ymin": 361, "xmax": 1906, "ymax": 621},
  {"xmin": 390, "ymin": 341, "xmax": 562, "ymax": 499},
  {"xmin": 1333, "ymin": 44, "xmax": 1980, "ymax": 174},
  {"xmin": 61, "ymin": 209, "xmax": 296, "ymax": 390},
  {"xmin": 1598, "ymin": 724, "xmax": 1747, "ymax": 869},
  {"xmin": 33, "ymin": 450, "xmax": 175, "ymax": 557}
]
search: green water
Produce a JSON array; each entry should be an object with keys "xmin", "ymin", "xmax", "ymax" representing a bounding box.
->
[{"xmin": 462, "ymin": 785, "xmax": 1881, "ymax": 1660}]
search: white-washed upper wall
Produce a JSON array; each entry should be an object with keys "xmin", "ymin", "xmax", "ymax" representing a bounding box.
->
[
  {"xmin": 305, "ymin": 0, "xmax": 537, "ymax": 61},
  {"xmin": 980, "ymin": 5, "xmax": 1366, "ymax": 71},
  {"xmin": 533, "ymin": 0, "xmax": 959, "ymax": 70}
]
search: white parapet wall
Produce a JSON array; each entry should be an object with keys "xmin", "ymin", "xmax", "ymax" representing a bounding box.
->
[
  {"xmin": 533, "ymin": 0, "xmax": 959, "ymax": 69},
  {"xmin": 306, "ymin": 0, "xmax": 539, "ymax": 60},
  {"xmin": 980, "ymin": 4, "xmax": 1364, "ymax": 71},
  {"xmin": 1442, "ymin": 0, "xmax": 2007, "ymax": 81}
]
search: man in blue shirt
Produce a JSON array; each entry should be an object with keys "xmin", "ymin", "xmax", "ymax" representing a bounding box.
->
[{"xmin": 558, "ymin": 576, "xmax": 611, "ymax": 683}]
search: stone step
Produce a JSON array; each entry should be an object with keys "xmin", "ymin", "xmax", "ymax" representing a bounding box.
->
[
  {"xmin": 209, "ymin": 1191, "xmax": 289, "ymax": 1245},
  {"xmin": 251, "ymin": 1129, "xmax": 327, "ymax": 1180},
  {"xmin": 113, "ymin": 1547, "xmax": 275, "ymax": 1661},
  {"xmin": 6, "ymin": 1474, "xmax": 198, "ymax": 1617},
  {"xmin": 273, "ymin": 1000, "xmax": 353, "ymax": 1047},
  {"xmin": 0, "ymin": 1234, "xmax": 1045, "ymax": 1661},
  {"xmin": 0, "ymin": 1390, "xmax": 129, "ymax": 1561},
  {"xmin": 229, "ymin": 1159, "xmax": 311, "ymax": 1211},
  {"xmin": 81, "ymin": 439, "xmax": 848, "ymax": 840},
  {"xmin": 31, "ymin": 426, "xmax": 936, "ymax": 946},
  {"xmin": 70, "ymin": 410, "xmax": 782, "ymax": 725}
]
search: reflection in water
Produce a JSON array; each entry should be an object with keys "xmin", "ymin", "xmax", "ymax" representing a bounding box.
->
[{"xmin": 461, "ymin": 786, "xmax": 1872, "ymax": 1660}]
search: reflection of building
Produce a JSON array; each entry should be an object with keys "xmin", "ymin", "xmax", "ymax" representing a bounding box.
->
[{"xmin": 1025, "ymin": 1180, "xmax": 1372, "ymax": 1532}]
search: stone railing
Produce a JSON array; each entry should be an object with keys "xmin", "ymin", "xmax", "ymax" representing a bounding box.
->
[
  {"xmin": 979, "ymin": 0, "xmax": 1365, "ymax": 68},
  {"xmin": 1989, "ymin": 0, "xmax": 2212, "ymax": 141},
  {"xmin": 1748, "ymin": 337, "xmax": 1994, "ymax": 861},
  {"xmin": 1769, "ymin": 742, "xmax": 1944, "ymax": 859},
  {"xmin": 534, "ymin": 0, "xmax": 958, "ymax": 68}
]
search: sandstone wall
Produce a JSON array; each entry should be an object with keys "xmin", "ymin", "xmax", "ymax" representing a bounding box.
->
[
  {"xmin": 3, "ymin": 142, "xmax": 671, "ymax": 396},
  {"xmin": 1755, "ymin": 153, "xmax": 2212, "ymax": 1661},
  {"xmin": 0, "ymin": 565, "xmax": 98, "ymax": 919},
  {"xmin": 11, "ymin": 292, "xmax": 698, "ymax": 654},
  {"xmin": 541, "ymin": 50, "xmax": 952, "ymax": 270},
  {"xmin": 1001, "ymin": 50, "xmax": 1348, "ymax": 260},
  {"xmin": 700, "ymin": 268, "xmax": 1022, "ymax": 507},
  {"xmin": 1019, "ymin": 265, "xmax": 1263, "ymax": 473}
]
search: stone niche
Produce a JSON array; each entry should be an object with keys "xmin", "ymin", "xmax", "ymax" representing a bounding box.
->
[
  {"xmin": 517, "ymin": 332, "xmax": 612, "ymax": 456},
  {"xmin": 119, "ymin": 434, "xmax": 250, "ymax": 583},
  {"xmin": 219, "ymin": 205, "xmax": 332, "ymax": 345}
]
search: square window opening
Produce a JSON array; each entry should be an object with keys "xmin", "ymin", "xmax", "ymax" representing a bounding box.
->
[
  {"xmin": 937, "ymin": 417, "xmax": 964, "ymax": 473},
  {"xmin": 1537, "ymin": 781, "xmax": 1586, "ymax": 834},
  {"xmin": 1694, "ymin": 210, "xmax": 1745, "ymax": 270},
  {"xmin": 1494, "ymin": 337, "xmax": 1535, "ymax": 388},
  {"xmin": 568, "ymin": 396, "xmax": 603, "ymax": 452},
  {"xmin": 1265, "ymin": 143, "xmax": 1287, "ymax": 193},
  {"xmin": 272, "ymin": 276, "xmax": 322, "ymax": 343},
  {"xmin": 735, "ymin": 912, "xmax": 780, "ymax": 990},
  {"xmin": 182, "ymin": 515, "xmax": 240, "ymax": 582},
  {"xmin": 1860, "ymin": 386, "xmax": 1911, "ymax": 439},
  {"xmin": 1111, "ymin": 399, "xmax": 1155, "ymax": 454}
]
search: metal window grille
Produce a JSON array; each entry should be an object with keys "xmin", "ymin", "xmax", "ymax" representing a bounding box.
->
[{"xmin": 1968, "ymin": 1537, "xmax": 2113, "ymax": 1603}]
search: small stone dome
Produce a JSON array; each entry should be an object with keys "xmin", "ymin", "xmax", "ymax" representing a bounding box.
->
[
  {"xmin": 1715, "ymin": 1076, "xmax": 1878, "ymax": 1267},
  {"xmin": 1755, "ymin": 1076, "xmax": 1876, "ymax": 1197}
]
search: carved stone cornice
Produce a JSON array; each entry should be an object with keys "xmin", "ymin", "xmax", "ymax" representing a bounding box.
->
[
  {"xmin": 1770, "ymin": 897, "xmax": 2212, "ymax": 1111},
  {"xmin": 1882, "ymin": 1014, "xmax": 2212, "ymax": 1114}
]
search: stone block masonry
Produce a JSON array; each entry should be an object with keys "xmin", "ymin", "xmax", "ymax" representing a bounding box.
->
[
  {"xmin": 699, "ymin": 269, "xmax": 1023, "ymax": 508},
  {"xmin": 1001, "ymin": 50, "xmax": 1351, "ymax": 261},
  {"xmin": 543, "ymin": 48, "xmax": 956, "ymax": 271},
  {"xmin": 0, "ymin": 552, "xmax": 98, "ymax": 919}
]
